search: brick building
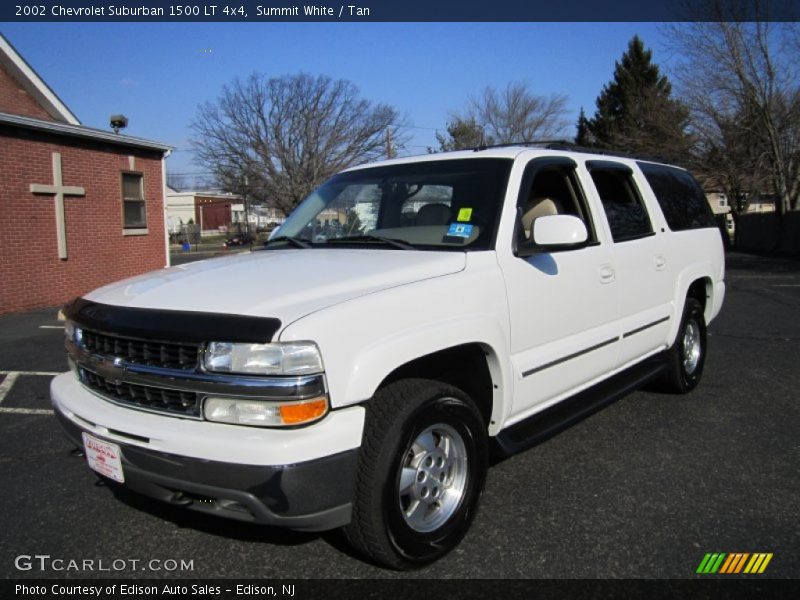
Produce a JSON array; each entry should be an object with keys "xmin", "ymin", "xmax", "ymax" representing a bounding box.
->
[
  {"xmin": 0, "ymin": 34, "xmax": 172, "ymax": 314},
  {"xmin": 166, "ymin": 190, "xmax": 243, "ymax": 235}
]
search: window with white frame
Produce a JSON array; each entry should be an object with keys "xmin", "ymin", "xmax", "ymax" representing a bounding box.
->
[{"xmin": 122, "ymin": 173, "xmax": 146, "ymax": 229}]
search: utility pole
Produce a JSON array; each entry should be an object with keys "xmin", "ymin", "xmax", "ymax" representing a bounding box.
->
[
  {"xmin": 386, "ymin": 128, "xmax": 394, "ymax": 159},
  {"xmin": 242, "ymin": 174, "xmax": 252, "ymax": 242}
]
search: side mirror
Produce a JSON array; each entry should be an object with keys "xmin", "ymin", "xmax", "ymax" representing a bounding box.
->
[
  {"xmin": 514, "ymin": 214, "xmax": 589, "ymax": 257},
  {"xmin": 532, "ymin": 215, "xmax": 588, "ymax": 247}
]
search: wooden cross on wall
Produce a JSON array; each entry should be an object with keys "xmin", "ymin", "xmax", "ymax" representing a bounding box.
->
[{"xmin": 30, "ymin": 152, "xmax": 86, "ymax": 260}]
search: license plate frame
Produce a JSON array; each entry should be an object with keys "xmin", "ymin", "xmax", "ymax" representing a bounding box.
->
[{"xmin": 81, "ymin": 432, "xmax": 125, "ymax": 483}]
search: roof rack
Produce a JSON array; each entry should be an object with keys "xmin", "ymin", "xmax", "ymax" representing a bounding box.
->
[
  {"xmin": 472, "ymin": 140, "xmax": 662, "ymax": 162},
  {"xmin": 472, "ymin": 140, "xmax": 573, "ymax": 152},
  {"xmin": 540, "ymin": 142, "xmax": 643, "ymax": 160}
]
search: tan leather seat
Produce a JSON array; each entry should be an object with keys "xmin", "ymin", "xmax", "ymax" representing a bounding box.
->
[
  {"xmin": 522, "ymin": 197, "xmax": 563, "ymax": 238},
  {"xmin": 415, "ymin": 203, "xmax": 451, "ymax": 226}
]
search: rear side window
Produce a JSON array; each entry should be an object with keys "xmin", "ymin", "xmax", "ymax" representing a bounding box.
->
[
  {"xmin": 637, "ymin": 162, "xmax": 715, "ymax": 231},
  {"xmin": 587, "ymin": 163, "xmax": 653, "ymax": 242}
]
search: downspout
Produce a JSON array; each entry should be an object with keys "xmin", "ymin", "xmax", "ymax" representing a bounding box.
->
[{"xmin": 162, "ymin": 149, "xmax": 172, "ymax": 268}]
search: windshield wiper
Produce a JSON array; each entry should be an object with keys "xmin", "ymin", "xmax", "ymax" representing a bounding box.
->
[
  {"xmin": 263, "ymin": 236, "xmax": 312, "ymax": 249},
  {"xmin": 324, "ymin": 234, "xmax": 417, "ymax": 250}
]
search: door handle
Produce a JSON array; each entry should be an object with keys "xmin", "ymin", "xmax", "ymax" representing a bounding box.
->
[
  {"xmin": 599, "ymin": 265, "xmax": 615, "ymax": 284},
  {"xmin": 654, "ymin": 254, "xmax": 666, "ymax": 270}
]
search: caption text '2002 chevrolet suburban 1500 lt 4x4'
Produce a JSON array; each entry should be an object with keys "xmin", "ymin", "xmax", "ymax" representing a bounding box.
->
[{"xmin": 52, "ymin": 143, "xmax": 724, "ymax": 569}]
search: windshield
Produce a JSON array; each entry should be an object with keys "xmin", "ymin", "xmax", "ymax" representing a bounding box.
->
[{"xmin": 272, "ymin": 158, "xmax": 513, "ymax": 251}]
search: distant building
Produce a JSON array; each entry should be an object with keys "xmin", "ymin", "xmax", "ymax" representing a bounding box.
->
[
  {"xmin": 0, "ymin": 33, "xmax": 172, "ymax": 314},
  {"xmin": 705, "ymin": 192, "xmax": 732, "ymax": 216},
  {"xmin": 704, "ymin": 191, "xmax": 735, "ymax": 242},
  {"xmin": 745, "ymin": 195, "xmax": 776, "ymax": 213},
  {"xmin": 249, "ymin": 204, "xmax": 285, "ymax": 229},
  {"xmin": 704, "ymin": 189, "xmax": 778, "ymax": 215},
  {"xmin": 165, "ymin": 190, "xmax": 243, "ymax": 235}
]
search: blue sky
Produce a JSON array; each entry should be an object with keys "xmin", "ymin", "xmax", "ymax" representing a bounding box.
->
[{"xmin": 0, "ymin": 22, "xmax": 673, "ymax": 177}]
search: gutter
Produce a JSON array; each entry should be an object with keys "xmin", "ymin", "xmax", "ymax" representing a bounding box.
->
[
  {"xmin": 162, "ymin": 150, "xmax": 172, "ymax": 269},
  {"xmin": 0, "ymin": 111, "xmax": 173, "ymax": 153}
]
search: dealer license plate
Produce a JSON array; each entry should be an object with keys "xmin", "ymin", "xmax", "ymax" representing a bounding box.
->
[{"xmin": 81, "ymin": 432, "xmax": 125, "ymax": 483}]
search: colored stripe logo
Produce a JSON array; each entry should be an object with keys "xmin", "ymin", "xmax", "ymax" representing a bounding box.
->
[{"xmin": 697, "ymin": 553, "xmax": 773, "ymax": 574}]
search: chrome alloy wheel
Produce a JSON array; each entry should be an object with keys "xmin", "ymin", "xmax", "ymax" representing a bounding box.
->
[
  {"xmin": 397, "ymin": 422, "xmax": 468, "ymax": 533},
  {"xmin": 682, "ymin": 319, "xmax": 702, "ymax": 375}
]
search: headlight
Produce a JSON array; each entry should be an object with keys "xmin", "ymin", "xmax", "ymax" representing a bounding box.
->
[
  {"xmin": 204, "ymin": 341, "xmax": 323, "ymax": 376},
  {"xmin": 203, "ymin": 395, "xmax": 328, "ymax": 427}
]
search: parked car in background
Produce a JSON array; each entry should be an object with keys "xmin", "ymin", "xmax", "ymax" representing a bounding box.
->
[{"xmin": 224, "ymin": 233, "xmax": 256, "ymax": 246}]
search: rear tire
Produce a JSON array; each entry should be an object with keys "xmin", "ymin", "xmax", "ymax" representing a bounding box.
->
[
  {"xmin": 343, "ymin": 379, "xmax": 488, "ymax": 570},
  {"xmin": 659, "ymin": 297, "xmax": 707, "ymax": 393}
]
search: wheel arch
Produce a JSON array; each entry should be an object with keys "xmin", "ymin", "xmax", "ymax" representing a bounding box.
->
[
  {"xmin": 379, "ymin": 343, "xmax": 501, "ymax": 433},
  {"xmin": 668, "ymin": 266, "xmax": 716, "ymax": 346},
  {"xmin": 687, "ymin": 277, "xmax": 711, "ymax": 316}
]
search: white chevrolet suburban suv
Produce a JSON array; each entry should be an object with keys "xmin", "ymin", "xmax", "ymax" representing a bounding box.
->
[{"xmin": 52, "ymin": 144, "xmax": 725, "ymax": 569}]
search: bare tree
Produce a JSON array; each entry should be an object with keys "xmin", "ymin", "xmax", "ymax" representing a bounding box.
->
[
  {"xmin": 692, "ymin": 102, "xmax": 771, "ymax": 218},
  {"xmin": 667, "ymin": 2, "xmax": 800, "ymax": 233},
  {"xmin": 448, "ymin": 82, "xmax": 568, "ymax": 145},
  {"xmin": 191, "ymin": 73, "xmax": 404, "ymax": 215},
  {"xmin": 166, "ymin": 173, "xmax": 189, "ymax": 192},
  {"xmin": 474, "ymin": 82, "xmax": 569, "ymax": 143}
]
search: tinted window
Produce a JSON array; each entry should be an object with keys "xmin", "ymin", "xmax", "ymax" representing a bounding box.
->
[
  {"xmin": 637, "ymin": 162, "xmax": 715, "ymax": 231},
  {"xmin": 589, "ymin": 167, "xmax": 653, "ymax": 242}
]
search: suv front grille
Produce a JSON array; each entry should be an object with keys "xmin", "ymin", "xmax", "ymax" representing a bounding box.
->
[
  {"xmin": 79, "ymin": 367, "xmax": 202, "ymax": 418},
  {"xmin": 81, "ymin": 330, "xmax": 200, "ymax": 371}
]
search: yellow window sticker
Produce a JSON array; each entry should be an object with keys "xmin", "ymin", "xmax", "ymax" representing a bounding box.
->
[{"xmin": 457, "ymin": 208, "xmax": 473, "ymax": 222}]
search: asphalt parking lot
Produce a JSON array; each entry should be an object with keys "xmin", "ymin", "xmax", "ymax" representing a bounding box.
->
[{"xmin": 0, "ymin": 251, "xmax": 797, "ymax": 580}]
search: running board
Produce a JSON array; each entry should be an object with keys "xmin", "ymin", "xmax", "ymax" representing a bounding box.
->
[{"xmin": 494, "ymin": 356, "xmax": 667, "ymax": 457}]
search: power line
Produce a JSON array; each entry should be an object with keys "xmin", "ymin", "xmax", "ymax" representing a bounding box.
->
[
  {"xmin": 392, "ymin": 123, "xmax": 442, "ymax": 131},
  {"xmin": 168, "ymin": 171, "xmax": 216, "ymax": 176}
]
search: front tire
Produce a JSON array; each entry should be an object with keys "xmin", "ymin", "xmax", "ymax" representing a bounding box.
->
[
  {"xmin": 660, "ymin": 297, "xmax": 707, "ymax": 393},
  {"xmin": 344, "ymin": 379, "xmax": 488, "ymax": 569}
]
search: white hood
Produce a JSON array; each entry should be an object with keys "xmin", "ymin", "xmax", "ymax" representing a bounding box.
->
[{"xmin": 85, "ymin": 249, "xmax": 466, "ymax": 327}]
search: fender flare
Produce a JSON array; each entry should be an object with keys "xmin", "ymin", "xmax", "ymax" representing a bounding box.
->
[{"xmin": 668, "ymin": 263, "xmax": 715, "ymax": 345}]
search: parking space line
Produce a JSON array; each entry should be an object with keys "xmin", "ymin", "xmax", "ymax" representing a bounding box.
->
[
  {"xmin": 0, "ymin": 370, "xmax": 63, "ymax": 376},
  {"xmin": 0, "ymin": 371, "xmax": 62, "ymax": 414},
  {"xmin": 39, "ymin": 325, "xmax": 64, "ymax": 329},
  {"xmin": 729, "ymin": 275, "xmax": 797, "ymax": 279},
  {"xmin": 0, "ymin": 407, "xmax": 53, "ymax": 415},
  {"xmin": 0, "ymin": 372, "xmax": 20, "ymax": 404}
]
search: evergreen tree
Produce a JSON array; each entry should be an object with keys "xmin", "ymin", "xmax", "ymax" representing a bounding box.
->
[
  {"xmin": 432, "ymin": 118, "xmax": 486, "ymax": 152},
  {"xmin": 344, "ymin": 208, "xmax": 363, "ymax": 236},
  {"xmin": 586, "ymin": 36, "xmax": 691, "ymax": 164},
  {"xmin": 575, "ymin": 107, "xmax": 593, "ymax": 146}
]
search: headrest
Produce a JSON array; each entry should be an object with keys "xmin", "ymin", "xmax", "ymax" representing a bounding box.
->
[
  {"xmin": 522, "ymin": 197, "xmax": 562, "ymax": 233},
  {"xmin": 416, "ymin": 203, "xmax": 451, "ymax": 226}
]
